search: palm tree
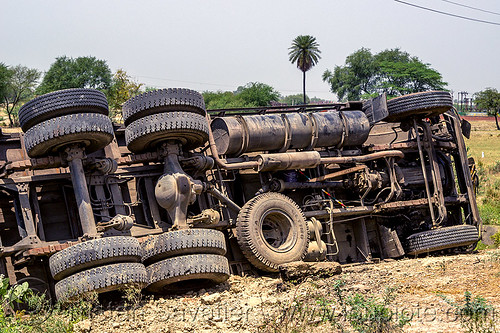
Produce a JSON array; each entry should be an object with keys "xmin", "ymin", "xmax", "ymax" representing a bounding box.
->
[{"xmin": 288, "ymin": 35, "xmax": 321, "ymax": 104}]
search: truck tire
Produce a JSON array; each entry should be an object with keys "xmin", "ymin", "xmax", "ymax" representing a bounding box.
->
[
  {"xmin": 386, "ymin": 91, "xmax": 453, "ymax": 122},
  {"xmin": 23, "ymin": 113, "xmax": 114, "ymax": 158},
  {"xmin": 55, "ymin": 262, "xmax": 148, "ymax": 302},
  {"xmin": 19, "ymin": 88, "xmax": 108, "ymax": 132},
  {"xmin": 123, "ymin": 88, "xmax": 206, "ymax": 126},
  {"xmin": 405, "ymin": 225, "xmax": 479, "ymax": 255},
  {"xmin": 49, "ymin": 236, "xmax": 143, "ymax": 281},
  {"xmin": 146, "ymin": 254, "xmax": 230, "ymax": 293},
  {"xmin": 236, "ymin": 192, "xmax": 309, "ymax": 272},
  {"xmin": 142, "ymin": 229, "xmax": 227, "ymax": 265},
  {"xmin": 125, "ymin": 112, "xmax": 209, "ymax": 153}
]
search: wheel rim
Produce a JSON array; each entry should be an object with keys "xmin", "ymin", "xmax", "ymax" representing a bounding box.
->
[{"xmin": 259, "ymin": 209, "xmax": 297, "ymax": 253}]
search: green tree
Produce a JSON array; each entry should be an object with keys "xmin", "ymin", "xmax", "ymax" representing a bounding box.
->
[
  {"xmin": 0, "ymin": 63, "xmax": 10, "ymax": 103},
  {"xmin": 280, "ymin": 93, "xmax": 310, "ymax": 105},
  {"xmin": 2, "ymin": 65, "xmax": 41, "ymax": 127},
  {"xmin": 322, "ymin": 47, "xmax": 375, "ymax": 101},
  {"xmin": 323, "ymin": 48, "xmax": 446, "ymax": 101},
  {"xmin": 107, "ymin": 69, "xmax": 143, "ymax": 118},
  {"xmin": 288, "ymin": 35, "xmax": 321, "ymax": 104},
  {"xmin": 203, "ymin": 82, "xmax": 280, "ymax": 110},
  {"xmin": 37, "ymin": 56, "xmax": 112, "ymax": 94},
  {"xmin": 374, "ymin": 48, "xmax": 446, "ymax": 96},
  {"xmin": 203, "ymin": 91, "xmax": 244, "ymax": 109},
  {"xmin": 474, "ymin": 88, "xmax": 500, "ymax": 130},
  {"xmin": 235, "ymin": 82, "xmax": 280, "ymax": 107},
  {"xmin": 144, "ymin": 86, "xmax": 159, "ymax": 92},
  {"xmin": 310, "ymin": 97, "xmax": 332, "ymax": 104}
]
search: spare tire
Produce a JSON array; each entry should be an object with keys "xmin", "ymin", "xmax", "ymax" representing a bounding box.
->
[
  {"xmin": 125, "ymin": 112, "xmax": 209, "ymax": 153},
  {"xmin": 386, "ymin": 91, "xmax": 452, "ymax": 122},
  {"xmin": 405, "ymin": 225, "xmax": 479, "ymax": 255},
  {"xmin": 49, "ymin": 236, "xmax": 142, "ymax": 281},
  {"xmin": 19, "ymin": 88, "xmax": 109, "ymax": 132},
  {"xmin": 142, "ymin": 229, "xmax": 226, "ymax": 265},
  {"xmin": 123, "ymin": 88, "xmax": 206, "ymax": 126},
  {"xmin": 236, "ymin": 192, "xmax": 309, "ymax": 272},
  {"xmin": 23, "ymin": 113, "xmax": 114, "ymax": 158}
]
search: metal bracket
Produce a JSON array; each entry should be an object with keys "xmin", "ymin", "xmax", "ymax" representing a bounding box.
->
[{"xmin": 13, "ymin": 182, "xmax": 41, "ymax": 244}]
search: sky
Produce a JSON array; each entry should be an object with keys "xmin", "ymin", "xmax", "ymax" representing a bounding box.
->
[{"xmin": 1, "ymin": 0, "xmax": 499, "ymax": 101}]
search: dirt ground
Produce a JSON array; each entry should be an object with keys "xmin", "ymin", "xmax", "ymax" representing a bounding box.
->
[{"xmin": 73, "ymin": 249, "xmax": 500, "ymax": 333}]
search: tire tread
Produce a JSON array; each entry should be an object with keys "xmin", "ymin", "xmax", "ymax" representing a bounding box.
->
[
  {"xmin": 142, "ymin": 229, "xmax": 226, "ymax": 265},
  {"xmin": 123, "ymin": 88, "xmax": 206, "ymax": 126},
  {"xmin": 146, "ymin": 254, "xmax": 230, "ymax": 293},
  {"xmin": 19, "ymin": 88, "xmax": 108, "ymax": 131},
  {"xmin": 55, "ymin": 262, "xmax": 148, "ymax": 301},
  {"xmin": 23, "ymin": 113, "xmax": 114, "ymax": 157},
  {"xmin": 405, "ymin": 225, "xmax": 479, "ymax": 255},
  {"xmin": 235, "ymin": 192, "xmax": 309, "ymax": 272},
  {"xmin": 49, "ymin": 236, "xmax": 142, "ymax": 281},
  {"xmin": 125, "ymin": 112, "xmax": 209, "ymax": 153},
  {"xmin": 386, "ymin": 91, "xmax": 452, "ymax": 122}
]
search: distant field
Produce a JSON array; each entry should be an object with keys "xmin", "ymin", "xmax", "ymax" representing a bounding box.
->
[
  {"xmin": 464, "ymin": 119, "xmax": 500, "ymax": 226},
  {"xmin": 466, "ymin": 120, "xmax": 500, "ymax": 167}
]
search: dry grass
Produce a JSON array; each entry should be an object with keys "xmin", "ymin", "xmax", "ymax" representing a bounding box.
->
[{"xmin": 466, "ymin": 121, "xmax": 500, "ymax": 167}]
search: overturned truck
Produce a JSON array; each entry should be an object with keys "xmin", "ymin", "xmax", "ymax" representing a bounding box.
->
[{"xmin": 0, "ymin": 88, "xmax": 481, "ymax": 301}]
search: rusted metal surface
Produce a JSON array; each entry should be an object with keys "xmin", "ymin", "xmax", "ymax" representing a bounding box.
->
[
  {"xmin": 211, "ymin": 110, "xmax": 370, "ymax": 156},
  {"xmin": 368, "ymin": 140, "xmax": 456, "ymax": 152},
  {"xmin": 308, "ymin": 165, "xmax": 366, "ymax": 183}
]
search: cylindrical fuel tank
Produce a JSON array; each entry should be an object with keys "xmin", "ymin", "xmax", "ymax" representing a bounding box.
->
[{"xmin": 211, "ymin": 111, "xmax": 370, "ymax": 156}]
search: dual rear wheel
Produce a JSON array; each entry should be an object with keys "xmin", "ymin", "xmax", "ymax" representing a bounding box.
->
[
  {"xmin": 123, "ymin": 88, "xmax": 210, "ymax": 153},
  {"xmin": 19, "ymin": 88, "xmax": 114, "ymax": 158},
  {"xmin": 50, "ymin": 229, "xmax": 231, "ymax": 301}
]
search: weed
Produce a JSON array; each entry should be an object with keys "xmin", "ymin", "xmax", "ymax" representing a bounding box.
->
[
  {"xmin": 0, "ymin": 274, "xmax": 101, "ymax": 332},
  {"xmin": 475, "ymin": 240, "xmax": 490, "ymax": 251},
  {"xmin": 438, "ymin": 261, "xmax": 447, "ymax": 273},
  {"xmin": 122, "ymin": 285, "xmax": 143, "ymax": 310},
  {"xmin": 260, "ymin": 279, "xmax": 409, "ymax": 333},
  {"xmin": 478, "ymin": 204, "xmax": 500, "ymax": 225},
  {"xmin": 259, "ymin": 282, "xmax": 340, "ymax": 333},
  {"xmin": 491, "ymin": 232, "xmax": 500, "ymax": 248},
  {"xmin": 477, "ymin": 160, "xmax": 487, "ymax": 179},
  {"xmin": 441, "ymin": 291, "xmax": 497, "ymax": 333},
  {"xmin": 332, "ymin": 278, "xmax": 347, "ymax": 313},
  {"xmin": 0, "ymin": 275, "xmax": 30, "ymax": 331},
  {"xmin": 0, "ymin": 276, "xmax": 29, "ymax": 313},
  {"xmin": 487, "ymin": 250, "xmax": 500, "ymax": 263},
  {"xmin": 345, "ymin": 287, "xmax": 410, "ymax": 333},
  {"xmin": 488, "ymin": 161, "xmax": 500, "ymax": 174},
  {"xmin": 483, "ymin": 180, "xmax": 500, "ymax": 202}
]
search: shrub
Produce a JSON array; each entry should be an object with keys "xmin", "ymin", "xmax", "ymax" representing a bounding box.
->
[
  {"xmin": 491, "ymin": 232, "xmax": 500, "ymax": 248},
  {"xmin": 441, "ymin": 291, "xmax": 497, "ymax": 333},
  {"xmin": 475, "ymin": 240, "xmax": 489, "ymax": 251},
  {"xmin": 0, "ymin": 274, "xmax": 97, "ymax": 332},
  {"xmin": 479, "ymin": 203, "xmax": 500, "ymax": 225},
  {"xmin": 0, "ymin": 275, "xmax": 29, "ymax": 331},
  {"xmin": 345, "ymin": 287, "xmax": 410, "ymax": 333}
]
